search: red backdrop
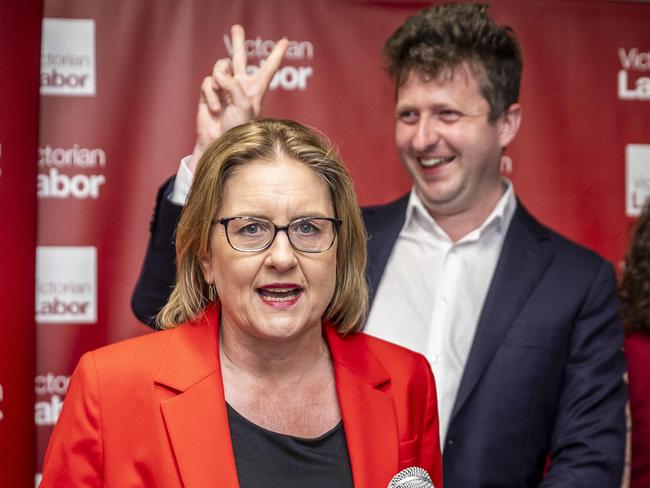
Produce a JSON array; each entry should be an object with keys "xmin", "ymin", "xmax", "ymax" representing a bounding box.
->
[
  {"xmin": 0, "ymin": 1, "xmax": 41, "ymax": 485},
  {"xmin": 18, "ymin": 0, "xmax": 650, "ymax": 480}
]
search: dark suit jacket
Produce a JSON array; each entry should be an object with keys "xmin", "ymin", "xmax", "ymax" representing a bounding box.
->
[
  {"xmin": 42, "ymin": 304, "xmax": 442, "ymax": 487},
  {"xmin": 363, "ymin": 194, "xmax": 626, "ymax": 487},
  {"xmin": 132, "ymin": 181, "xmax": 626, "ymax": 487}
]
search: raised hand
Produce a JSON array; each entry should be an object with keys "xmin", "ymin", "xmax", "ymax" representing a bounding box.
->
[{"xmin": 189, "ymin": 25, "xmax": 288, "ymax": 172}]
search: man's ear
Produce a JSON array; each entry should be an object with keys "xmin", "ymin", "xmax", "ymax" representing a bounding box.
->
[{"xmin": 497, "ymin": 103, "xmax": 522, "ymax": 148}]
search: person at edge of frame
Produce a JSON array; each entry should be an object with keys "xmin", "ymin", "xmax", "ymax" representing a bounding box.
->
[{"xmin": 619, "ymin": 201, "xmax": 650, "ymax": 488}]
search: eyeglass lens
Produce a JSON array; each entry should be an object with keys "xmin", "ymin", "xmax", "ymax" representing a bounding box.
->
[{"xmin": 225, "ymin": 217, "xmax": 337, "ymax": 252}]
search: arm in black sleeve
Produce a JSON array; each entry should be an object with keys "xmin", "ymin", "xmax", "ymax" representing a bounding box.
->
[{"xmin": 131, "ymin": 177, "xmax": 183, "ymax": 327}]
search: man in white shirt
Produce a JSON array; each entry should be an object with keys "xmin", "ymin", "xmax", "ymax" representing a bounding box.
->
[{"xmin": 132, "ymin": 4, "xmax": 626, "ymax": 487}]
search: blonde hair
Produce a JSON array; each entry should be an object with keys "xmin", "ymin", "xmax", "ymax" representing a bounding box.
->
[{"xmin": 157, "ymin": 119, "xmax": 368, "ymax": 333}]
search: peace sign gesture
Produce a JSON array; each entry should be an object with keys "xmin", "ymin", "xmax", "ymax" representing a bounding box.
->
[{"xmin": 189, "ymin": 25, "xmax": 288, "ymax": 172}]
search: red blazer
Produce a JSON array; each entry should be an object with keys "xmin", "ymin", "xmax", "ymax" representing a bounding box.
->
[
  {"xmin": 41, "ymin": 305, "xmax": 442, "ymax": 487},
  {"xmin": 626, "ymin": 332, "xmax": 650, "ymax": 488}
]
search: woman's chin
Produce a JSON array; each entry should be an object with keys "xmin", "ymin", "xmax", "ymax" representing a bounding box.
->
[
  {"xmin": 256, "ymin": 317, "xmax": 320, "ymax": 342},
  {"xmin": 221, "ymin": 298, "xmax": 325, "ymax": 344}
]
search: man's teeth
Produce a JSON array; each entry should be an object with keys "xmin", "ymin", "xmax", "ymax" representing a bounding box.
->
[{"xmin": 420, "ymin": 156, "xmax": 453, "ymax": 168}]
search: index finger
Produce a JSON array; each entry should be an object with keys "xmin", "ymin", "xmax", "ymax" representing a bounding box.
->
[
  {"xmin": 256, "ymin": 37, "xmax": 289, "ymax": 87},
  {"xmin": 231, "ymin": 24, "xmax": 247, "ymax": 76}
]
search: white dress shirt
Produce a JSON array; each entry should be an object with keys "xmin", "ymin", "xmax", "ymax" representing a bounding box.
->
[
  {"xmin": 170, "ymin": 156, "xmax": 194, "ymax": 205},
  {"xmin": 365, "ymin": 181, "xmax": 517, "ymax": 444}
]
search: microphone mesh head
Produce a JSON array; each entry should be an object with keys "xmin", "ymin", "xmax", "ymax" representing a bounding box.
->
[{"xmin": 388, "ymin": 466, "xmax": 434, "ymax": 487}]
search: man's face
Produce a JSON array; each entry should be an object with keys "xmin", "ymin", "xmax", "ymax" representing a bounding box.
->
[{"xmin": 395, "ymin": 64, "xmax": 520, "ymax": 221}]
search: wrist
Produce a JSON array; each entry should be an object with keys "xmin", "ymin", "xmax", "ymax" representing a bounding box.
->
[{"xmin": 189, "ymin": 141, "xmax": 208, "ymax": 173}]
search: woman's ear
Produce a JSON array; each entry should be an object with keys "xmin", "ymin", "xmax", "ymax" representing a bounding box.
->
[{"xmin": 198, "ymin": 254, "xmax": 213, "ymax": 284}]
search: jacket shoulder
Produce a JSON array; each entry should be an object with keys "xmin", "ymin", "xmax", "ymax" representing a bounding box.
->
[
  {"xmin": 362, "ymin": 194, "xmax": 410, "ymax": 225},
  {"xmin": 354, "ymin": 331, "xmax": 423, "ymax": 359},
  {"xmin": 81, "ymin": 327, "xmax": 176, "ymax": 383},
  {"xmin": 346, "ymin": 331, "xmax": 432, "ymax": 382},
  {"xmin": 515, "ymin": 202, "xmax": 613, "ymax": 271}
]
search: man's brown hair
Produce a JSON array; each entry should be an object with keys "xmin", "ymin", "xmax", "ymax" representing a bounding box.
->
[{"xmin": 384, "ymin": 3, "xmax": 522, "ymax": 121}]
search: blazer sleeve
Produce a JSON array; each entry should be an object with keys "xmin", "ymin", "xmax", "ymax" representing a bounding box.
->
[
  {"xmin": 41, "ymin": 352, "xmax": 103, "ymax": 487},
  {"xmin": 131, "ymin": 176, "xmax": 183, "ymax": 327},
  {"xmin": 419, "ymin": 354, "xmax": 443, "ymax": 488},
  {"xmin": 541, "ymin": 260, "xmax": 627, "ymax": 487}
]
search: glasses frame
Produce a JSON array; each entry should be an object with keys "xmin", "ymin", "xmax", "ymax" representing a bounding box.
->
[{"xmin": 216, "ymin": 216, "xmax": 342, "ymax": 253}]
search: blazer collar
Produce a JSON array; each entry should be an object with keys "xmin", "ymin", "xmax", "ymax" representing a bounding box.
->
[
  {"xmin": 325, "ymin": 325, "xmax": 400, "ymax": 487},
  {"xmin": 154, "ymin": 305, "xmax": 239, "ymax": 487},
  {"xmin": 154, "ymin": 305, "xmax": 400, "ymax": 487},
  {"xmin": 450, "ymin": 202, "xmax": 555, "ymax": 425}
]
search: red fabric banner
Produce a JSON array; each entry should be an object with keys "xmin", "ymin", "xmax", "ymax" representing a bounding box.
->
[
  {"xmin": 34, "ymin": 0, "xmax": 650, "ymax": 476},
  {"xmin": 0, "ymin": 1, "xmax": 42, "ymax": 485}
]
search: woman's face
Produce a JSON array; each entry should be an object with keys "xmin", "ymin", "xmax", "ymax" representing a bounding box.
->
[{"xmin": 200, "ymin": 156, "xmax": 337, "ymax": 344}]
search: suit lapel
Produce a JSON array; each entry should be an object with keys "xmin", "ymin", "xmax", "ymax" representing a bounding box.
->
[
  {"xmin": 363, "ymin": 194, "xmax": 409, "ymax": 306},
  {"xmin": 450, "ymin": 205, "xmax": 555, "ymax": 424},
  {"xmin": 155, "ymin": 306, "xmax": 240, "ymax": 488},
  {"xmin": 325, "ymin": 326, "xmax": 400, "ymax": 487}
]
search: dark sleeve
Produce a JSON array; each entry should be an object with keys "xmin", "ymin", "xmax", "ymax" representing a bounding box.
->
[
  {"xmin": 541, "ymin": 260, "xmax": 627, "ymax": 487},
  {"xmin": 131, "ymin": 176, "xmax": 183, "ymax": 327}
]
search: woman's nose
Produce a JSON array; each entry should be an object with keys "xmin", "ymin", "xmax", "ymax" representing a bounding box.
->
[{"xmin": 265, "ymin": 230, "xmax": 298, "ymax": 270}]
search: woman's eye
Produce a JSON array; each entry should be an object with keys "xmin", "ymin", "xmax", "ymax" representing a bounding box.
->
[
  {"xmin": 241, "ymin": 223, "xmax": 260, "ymax": 235},
  {"xmin": 297, "ymin": 222, "xmax": 318, "ymax": 234}
]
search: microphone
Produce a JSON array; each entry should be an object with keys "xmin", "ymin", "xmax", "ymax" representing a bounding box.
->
[{"xmin": 387, "ymin": 466, "xmax": 434, "ymax": 487}]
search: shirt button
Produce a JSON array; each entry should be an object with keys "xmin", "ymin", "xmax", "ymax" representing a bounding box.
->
[
  {"xmin": 430, "ymin": 354, "xmax": 439, "ymax": 363},
  {"xmin": 440, "ymin": 297, "xmax": 448, "ymax": 305}
]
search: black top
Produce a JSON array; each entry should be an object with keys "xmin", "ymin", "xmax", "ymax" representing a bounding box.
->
[{"xmin": 226, "ymin": 403, "xmax": 354, "ymax": 488}]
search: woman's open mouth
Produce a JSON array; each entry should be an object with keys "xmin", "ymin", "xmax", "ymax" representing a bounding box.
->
[{"xmin": 257, "ymin": 284, "xmax": 304, "ymax": 308}]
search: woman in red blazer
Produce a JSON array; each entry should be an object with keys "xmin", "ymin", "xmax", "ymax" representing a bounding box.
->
[
  {"xmin": 620, "ymin": 202, "xmax": 650, "ymax": 488},
  {"xmin": 41, "ymin": 119, "xmax": 442, "ymax": 487}
]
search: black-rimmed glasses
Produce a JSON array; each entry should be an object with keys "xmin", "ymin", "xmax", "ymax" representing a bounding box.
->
[{"xmin": 216, "ymin": 216, "xmax": 342, "ymax": 253}]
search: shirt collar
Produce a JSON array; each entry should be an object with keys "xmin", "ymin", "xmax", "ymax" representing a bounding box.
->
[{"xmin": 403, "ymin": 178, "xmax": 517, "ymax": 241}]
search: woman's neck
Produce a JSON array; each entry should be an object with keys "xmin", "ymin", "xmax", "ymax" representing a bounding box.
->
[
  {"xmin": 218, "ymin": 318, "xmax": 341, "ymax": 438},
  {"xmin": 218, "ymin": 319, "xmax": 329, "ymax": 384}
]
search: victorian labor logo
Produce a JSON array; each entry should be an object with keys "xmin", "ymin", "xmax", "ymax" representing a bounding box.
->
[
  {"xmin": 36, "ymin": 246, "xmax": 97, "ymax": 324},
  {"xmin": 37, "ymin": 144, "xmax": 107, "ymax": 199},
  {"xmin": 618, "ymin": 47, "xmax": 650, "ymax": 101},
  {"xmin": 223, "ymin": 33, "xmax": 314, "ymax": 91},
  {"xmin": 626, "ymin": 144, "xmax": 650, "ymax": 217},
  {"xmin": 41, "ymin": 18, "xmax": 96, "ymax": 96}
]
